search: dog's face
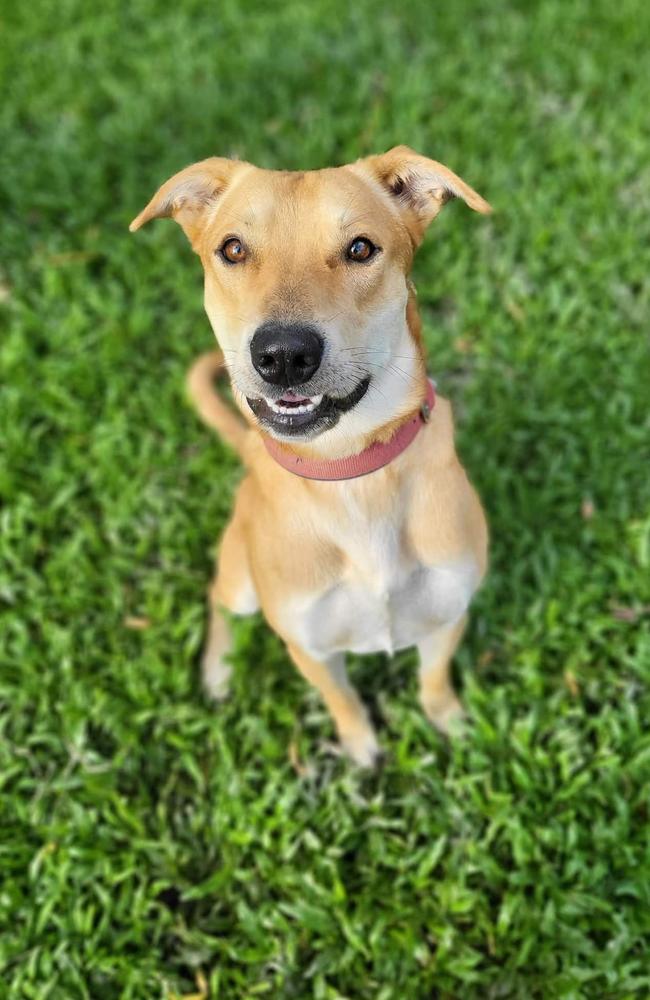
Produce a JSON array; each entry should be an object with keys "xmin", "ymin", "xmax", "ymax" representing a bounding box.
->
[{"xmin": 131, "ymin": 147, "xmax": 490, "ymax": 446}]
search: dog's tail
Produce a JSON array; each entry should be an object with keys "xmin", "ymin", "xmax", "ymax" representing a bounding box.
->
[{"xmin": 186, "ymin": 351, "xmax": 248, "ymax": 458}]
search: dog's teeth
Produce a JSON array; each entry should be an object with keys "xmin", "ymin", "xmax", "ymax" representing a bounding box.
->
[{"xmin": 264, "ymin": 393, "xmax": 323, "ymax": 417}]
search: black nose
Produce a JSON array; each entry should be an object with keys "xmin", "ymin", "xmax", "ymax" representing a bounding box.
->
[{"xmin": 250, "ymin": 322, "xmax": 324, "ymax": 387}]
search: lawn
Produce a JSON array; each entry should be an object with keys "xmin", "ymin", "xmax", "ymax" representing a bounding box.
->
[{"xmin": 1, "ymin": 0, "xmax": 650, "ymax": 996}]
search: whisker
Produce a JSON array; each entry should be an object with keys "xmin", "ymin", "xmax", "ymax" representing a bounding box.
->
[
  {"xmin": 345, "ymin": 357, "xmax": 420, "ymax": 388},
  {"xmin": 340, "ymin": 347, "xmax": 421, "ymax": 363}
]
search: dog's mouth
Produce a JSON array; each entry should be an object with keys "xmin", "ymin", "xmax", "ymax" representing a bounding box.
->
[{"xmin": 247, "ymin": 378, "xmax": 370, "ymax": 438}]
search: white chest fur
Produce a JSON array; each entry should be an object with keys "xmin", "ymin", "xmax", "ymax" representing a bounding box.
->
[{"xmin": 280, "ymin": 491, "xmax": 480, "ymax": 659}]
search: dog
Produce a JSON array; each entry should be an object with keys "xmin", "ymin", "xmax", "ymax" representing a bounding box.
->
[{"xmin": 130, "ymin": 146, "xmax": 490, "ymax": 766}]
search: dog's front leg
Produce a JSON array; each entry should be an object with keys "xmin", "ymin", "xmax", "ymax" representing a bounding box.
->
[
  {"xmin": 201, "ymin": 601, "xmax": 235, "ymax": 701},
  {"xmin": 287, "ymin": 644, "xmax": 380, "ymax": 767},
  {"xmin": 417, "ymin": 616, "xmax": 467, "ymax": 734},
  {"xmin": 202, "ymin": 514, "xmax": 259, "ymax": 701}
]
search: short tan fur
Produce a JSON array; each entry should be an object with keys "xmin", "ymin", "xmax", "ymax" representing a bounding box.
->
[{"xmin": 131, "ymin": 147, "xmax": 490, "ymax": 765}]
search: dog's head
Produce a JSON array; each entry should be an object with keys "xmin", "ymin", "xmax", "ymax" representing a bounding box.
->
[{"xmin": 131, "ymin": 147, "xmax": 490, "ymax": 447}]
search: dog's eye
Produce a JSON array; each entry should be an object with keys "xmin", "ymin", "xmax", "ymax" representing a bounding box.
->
[
  {"xmin": 219, "ymin": 237, "xmax": 247, "ymax": 264},
  {"xmin": 346, "ymin": 237, "xmax": 378, "ymax": 262}
]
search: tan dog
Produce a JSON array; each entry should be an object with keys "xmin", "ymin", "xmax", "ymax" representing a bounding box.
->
[{"xmin": 130, "ymin": 146, "xmax": 490, "ymax": 766}]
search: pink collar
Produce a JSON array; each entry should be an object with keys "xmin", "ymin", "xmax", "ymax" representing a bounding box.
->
[{"xmin": 263, "ymin": 380, "xmax": 435, "ymax": 481}]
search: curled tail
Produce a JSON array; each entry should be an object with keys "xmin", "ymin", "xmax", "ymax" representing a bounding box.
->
[{"xmin": 186, "ymin": 351, "xmax": 248, "ymax": 459}]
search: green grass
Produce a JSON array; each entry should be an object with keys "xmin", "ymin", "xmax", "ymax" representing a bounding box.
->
[{"xmin": 2, "ymin": 0, "xmax": 650, "ymax": 996}]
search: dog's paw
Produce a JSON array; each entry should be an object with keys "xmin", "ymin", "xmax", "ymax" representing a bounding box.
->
[
  {"xmin": 201, "ymin": 655, "xmax": 232, "ymax": 702},
  {"xmin": 421, "ymin": 694, "xmax": 466, "ymax": 736},
  {"xmin": 340, "ymin": 726, "xmax": 382, "ymax": 768}
]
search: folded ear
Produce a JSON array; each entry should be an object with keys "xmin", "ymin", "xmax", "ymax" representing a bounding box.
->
[
  {"xmin": 129, "ymin": 157, "xmax": 246, "ymax": 248},
  {"xmin": 353, "ymin": 145, "xmax": 491, "ymax": 243}
]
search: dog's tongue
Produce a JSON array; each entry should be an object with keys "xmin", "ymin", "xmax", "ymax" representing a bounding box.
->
[{"xmin": 279, "ymin": 391, "xmax": 311, "ymax": 403}]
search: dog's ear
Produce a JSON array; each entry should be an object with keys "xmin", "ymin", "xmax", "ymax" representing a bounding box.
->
[
  {"xmin": 354, "ymin": 145, "xmax": 491, "ymax": 243},
  {"xmin": 129, "ymin": 157, "xmax": 246, "ymax": 249}
]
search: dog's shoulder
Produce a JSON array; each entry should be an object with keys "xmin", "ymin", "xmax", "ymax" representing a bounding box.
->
[
  {"xmin": 406, "ymin": 394, "xmax": 488, "ymax": 569},
  {"xmin": 419, "ymin": 394, "xmax": 458, "ymax": 467}
]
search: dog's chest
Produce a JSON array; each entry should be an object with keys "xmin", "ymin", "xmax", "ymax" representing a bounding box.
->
[{"xmin": 285, "ymin": 498, "xmax": 477, "ymax": 658}]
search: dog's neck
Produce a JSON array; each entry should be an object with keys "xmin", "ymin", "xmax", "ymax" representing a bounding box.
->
[{"xmin": 261, "ymin": 377, "xmax": 435, "ymax": 481}]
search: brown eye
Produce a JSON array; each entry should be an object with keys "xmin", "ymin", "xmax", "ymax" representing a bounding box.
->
[
  {"xmin": 220, "ymin": 237, "xmax": 247, "ymax": 264},
  {"xmin": 346, "ymin": 237, "xmax": 378, "ymax": 262}
]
